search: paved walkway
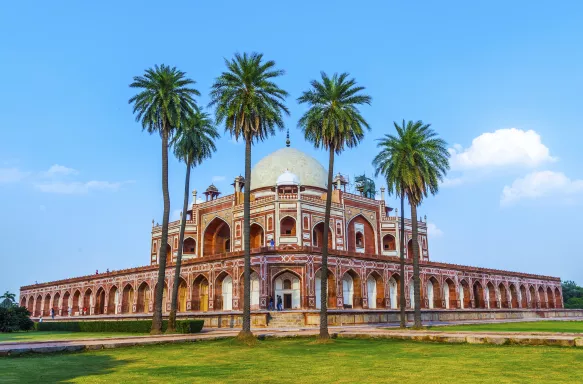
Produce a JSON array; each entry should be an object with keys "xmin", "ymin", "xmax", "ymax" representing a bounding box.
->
[{"xmin": 2, "ymin": 318, "xmax": 583, "ymax": 355}]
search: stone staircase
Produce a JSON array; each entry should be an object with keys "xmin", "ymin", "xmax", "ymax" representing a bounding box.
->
[{"xmin": 266, "ymin": 311, "xmax": 306, "ymax": 328}]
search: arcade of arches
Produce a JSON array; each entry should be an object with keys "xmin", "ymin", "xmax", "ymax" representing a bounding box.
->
[{"xmin": 20, "ymin": 266, "xmax": 563, "ymax": 317}]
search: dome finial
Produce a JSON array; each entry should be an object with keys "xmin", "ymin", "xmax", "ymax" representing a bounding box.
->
[{"xmin": 285, "ymin": 128, "xmax": 290, "ymax": 147}]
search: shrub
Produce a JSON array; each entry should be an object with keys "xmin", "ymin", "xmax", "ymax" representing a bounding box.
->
[
  {"xmin": 0, "ymin": 306, "xmax": 34, "ymax": 333},
  {"xmin": 35, "ymin": 319, "xmax": 204, "ymax": 333}
]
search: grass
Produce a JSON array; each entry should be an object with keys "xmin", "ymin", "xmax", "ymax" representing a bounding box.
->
[
  {"xmin": 426, "ymin": 321, "xmax": 583, "ymax": 333},
  {"xmin": 0, "ymin": 331, "xmax": 149, "ymax": 344},
  {"xmin": 1, "ymin": 338, "xmax": 583, "ymax": 383}
]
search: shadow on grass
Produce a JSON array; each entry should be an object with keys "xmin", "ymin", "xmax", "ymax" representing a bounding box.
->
[{"xmin": 0, "ymin": 353, "xmax": 128, "ymax": 383}]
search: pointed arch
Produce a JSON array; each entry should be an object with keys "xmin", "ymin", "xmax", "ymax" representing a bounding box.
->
[
  {"xmin": 459, "ymin": 280, "xmax": 471, "ymax": 309},
  {"xmin": 529, "ymin": 285, "xmax": 536, "ymax": 308},
  {"xmin": 538, "ymin": 286, "xmax": 547, "ymax": 309},
  {"xmin": 547, "ymin": 287, "xmax": 555, "ymax": 309},
  {"xmin": 312, "ymin": 221, "xmax": 333, "ymax": 249},
  {"xmin": 473, "ymin": 281, "xmax": 485, "ymax": 308},
  {"xmin": 250, "ymin": 223, "xmax": 265, "ymax": 248},
  {"xmin": 124, "ymin": 283, "xmax": 137, "ymax": 313},
  {"xmin": 388, "ymin": 273, "xmax": 401, "ymax": 309},
  {"xmin": 95, "ymin": 287, "xmax": 106, "ymax": 315},
  {"xmin": 341, "ymin": 269, "xmax": 362, "ymax": 308},
  {"xmin": 444, "ymin": 278, "xmax": 457, "ymax": 309},
  {"xmin": 427, "ymin": 276, "xmax": 442, "ymax": 309},
  {"xmin": 499, "ymin": 283, "xmax": 509, "ymax": 309},
  {"xmin": 52, "ymin": 292, "xmax": 61, "ymax": 316},
  {"xmin": 519, "ymin": 284, "xmax": 528, "ymax": 308},
  {"xmin": 192, "ymin": 274, "xmax": 210, "ymax": 312},
  {"xmin": 509, "ymin": 284, "xmax": 519, "ymax": 308},
  {"xmin": 215, "ymin": 271, "xmax": 233, "ymax": 311},
  {"xmin": 203, "ymin": 217, "xmax": 231, "ymax": 256},
  {"xmin": 486, "ymin": 282, "xmax": 496, "ymax": 309},
  {"xmin": 347, "ymin": 214, "xmax": 375, "ymax": 254},
  {"xmin": 82, "ymin": 288, "xmax": 92, "ymax": 315},
  {"xmin": 554, "ymin": 287, "xmax": 562, "ymax": 308},
  {"xmin": 315, "ymin": 268, "xmax": 337, "ymax": 309},
  {"xmin": 72, "ymin": 290, "xmax": 81, "ymax": 315},
  {"xmin": 280, "ymin": 216, "xmax": 296, "ymax": 236},
  {"xmin": 107, "ymin": 285, "xmax": 119, "ymax": 314},
  {"xmin": 366, "ymin": 271, "xmax": 385, "ymax": 309},
  {"xmin": 382, "ymin": 234, "xmax": 396, "ymax": 252},
  {"xmin": 273, "ymin": 270, "xmax": 302, "ymax": 309},
  {"xmin": 183, "ymin": 237, "xmax": 197, "ymax": 254}
]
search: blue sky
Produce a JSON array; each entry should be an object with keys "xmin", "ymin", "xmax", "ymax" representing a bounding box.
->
[{"xmin": 1, "ymin": 1, "xmax": 582, "ymax": 296}]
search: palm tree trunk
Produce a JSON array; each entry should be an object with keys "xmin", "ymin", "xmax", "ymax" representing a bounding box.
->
[
  {"xmin": 167, "ymin": 162, "xmax": 191, "ymax": 332},
  {"xmin": 319, "ymin": 149, "xmax": 335, "ymax": 340},
  {"xmin": 399, "ymin": 192, "xmax": 406, "ymax": 328},
  {"xmin": 152, "ymin": 125, "xmax": 170, "ymax": 334},
  {"xmin": 410, "ymin": 201, "xmax": 422, "ymax": 328},
  {"xmin": 239, "ymin": 138, "xmax": 253, "ymax": 338}
]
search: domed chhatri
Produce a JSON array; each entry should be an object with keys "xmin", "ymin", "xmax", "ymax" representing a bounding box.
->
[
  {"xmin": 250, "ymin": 147, "xmax": 327, "ymax": 190},
  {"xmin": 276, "ymin": 169, "xmax": 300, "ymax": 186}
]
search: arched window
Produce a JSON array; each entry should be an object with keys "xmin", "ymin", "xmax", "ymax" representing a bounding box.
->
[
  {"xmin": 283, "ymin": 279, "xmax": 292, "ymax": 289},
  {"xmin": 280, "ymin": 217, "xmax": 296, "ymax": 236},
  {"xmin": 382, "ymin": 234, "xmax": 396, "ymax": 251}
]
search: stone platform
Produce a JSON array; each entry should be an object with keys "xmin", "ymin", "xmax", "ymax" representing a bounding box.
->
[{"xmin": 35, "ymin": 308, "xmax": 583, "ymax": 328}]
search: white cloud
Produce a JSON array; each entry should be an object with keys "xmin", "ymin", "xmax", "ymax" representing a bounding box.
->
[
  {"xmin": 450, "ymin": 128, "xmax": 556, "ymax": 171},
  {"xmin": 35, "ymin": 180, "xmax": 125, "ymax": 194},
  {"xmin": 212, "ymin": 176, "xmax": 226, "ymax": 182},
  {"xmin": 427, "ymin": 222, "xmax": 444, "ymax": 238},
  {"xmin": 441, "ymin": 177, "xmax": 464, "ymax": 188},
  {"xmin": 0, "ymin": 168, "xmax": 29, "ymax": 183},
  {"xmin": 44, "ymin": 164, "xmax": 78, "ymax": 177},
  {"xmin": 500, "ymin": 171, "xmax": 583, "ymax": 206}
]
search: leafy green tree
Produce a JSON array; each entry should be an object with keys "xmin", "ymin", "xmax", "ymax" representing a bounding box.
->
[
  {"xmin": 562, "ymin": 280, "xmax": 583, "ymax": 309},
  {"xmin": 298, "ymin": 72, "xmax": 371, "ymax": 339},
  {"xmin": 373, "ymin": 125, "xmax": 411, "ymax": 328},
  {"xmin": 167, "ymin": 107, "xmax": 219, "ymax": 332},
  {"xmin": 129, "ymin": 64, "xmax": 199, "ymax": 334},
  {"xmin": 386, "ymin": 121, "xmax": 449, "ymax": 328},
  {"xmin": 0, "ymin": 306, "xmax": 33, "ymax": 332},
  {"xmin": 210, "ymin": 52, "xmax": 289, "ymax": 339}
]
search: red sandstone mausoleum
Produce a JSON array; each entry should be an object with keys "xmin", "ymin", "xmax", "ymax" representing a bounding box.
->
[{"xmin": 20, "ymin": 146, "xmax": 566, "ymax": 326}]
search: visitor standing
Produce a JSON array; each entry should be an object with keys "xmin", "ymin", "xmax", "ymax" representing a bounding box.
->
[
  {"xmin": 268, "ymin": 296, "xmax": 274, "ymax": 310},
  {"xmin": 270, "ymin": 238, "xmax": 275, "ymax": 248},
  {"xmin": 50, "ymin": 307, "xmax": 55, "ymax": 320},
  {"xmin": 39, "ymin": 315, "xmax": 43, "ymax": 323},
  {"xmin": 277, "ymin": 295, "xmax": 282, "ymax": 311},
  {"xmin": 68, "ymin": 306, "xmax": 72, "ymax": 316}
]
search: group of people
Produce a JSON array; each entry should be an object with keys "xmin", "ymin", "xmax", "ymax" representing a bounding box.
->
[
  {"xmin": 39, "ymin": 306, "xmax": 87, "ymax": 320},
  {"xmin": 268, "ymin": 295, "xmax": 284, "ymax": 311}
]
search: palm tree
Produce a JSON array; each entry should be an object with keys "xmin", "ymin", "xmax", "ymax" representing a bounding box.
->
[
  {"xmin": 129, "ymin": 64, "xmax": 199, "ymax": 334},
  {"xmin": 167, "ymin": 107, "xmax": 219, "ymax": 332},
  {"xmin": 298, "ymin": 72, "xmax": 371, "ymax": 339},
  {"xmin": 210, "ymin": 52, "xmax": 289, "ymax": 339},
  {"xmin": 380, "ymin": 120, "xmax": 449, "ymax": 328},
  {"xmin": 373, "ymin": 124, "xmax": 410, "ymax": 328},
  {"xmin": 0, "ymin": 291, "xmax": 16, "ymax": 308}
]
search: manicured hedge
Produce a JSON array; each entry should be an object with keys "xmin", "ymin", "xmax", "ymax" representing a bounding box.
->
[{"xmin": 34, "ymin": 319, "xmax": 204, "ymax": 333}]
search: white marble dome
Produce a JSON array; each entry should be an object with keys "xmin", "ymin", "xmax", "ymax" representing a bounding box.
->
[
  {"xmin": 276, "ymin": 170, "xmax": 300, "ymax": 186},
  {"xmin": 250, "ymin": 147, "xmax": 327, "ymax": 190}
]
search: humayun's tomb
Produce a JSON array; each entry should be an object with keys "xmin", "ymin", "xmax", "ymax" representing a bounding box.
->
[{"xmin": 20, "ymin": 145, "xmax": 572, "ymax": 327}]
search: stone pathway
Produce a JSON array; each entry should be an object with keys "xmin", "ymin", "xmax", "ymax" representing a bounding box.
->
[{"xmin": 1, "ymin": 321, "xmax": 583, "ymax": 356}]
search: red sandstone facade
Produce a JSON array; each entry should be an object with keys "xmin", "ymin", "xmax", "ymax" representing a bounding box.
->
[{"xmin": 19, "ymin": 148, "xmax": 563, "ymax": 319}]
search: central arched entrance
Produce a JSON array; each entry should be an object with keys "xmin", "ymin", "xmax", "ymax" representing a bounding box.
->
[
  {"xmin": 203, "ymin": 217, "xmax": 231, "ymax": 256},
  {"xmin": 274, "ymin": 271, "xmax": 301, "ymax": 310}
]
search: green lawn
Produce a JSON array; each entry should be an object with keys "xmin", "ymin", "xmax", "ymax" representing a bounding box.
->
[
  {"xmin": 0, "ymin": 331, "xmax": 149, "ymax": 344},
  {"xmin": 427, "ymin": 321, "xmax": 583, "ymax": 333},
  {"xmin": 1, "ymin": 338, "xmax": 582, "ymax": 383}
]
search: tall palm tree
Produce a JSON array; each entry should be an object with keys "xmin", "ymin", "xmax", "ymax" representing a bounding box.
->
[
  {"xmin": 373, "ymin": 124, "xmax": 410, "ymax": 328},
  {"xmin": 0, "ymin": 291, "xmax": 16, "ymax": 308},
  {"xmin": 129, "ymin": 64, "xmax": 199, "ymax": 334},
  {"xmin": 298, "ymin": 72, "xmax": 371, "ymax": 339},
  {"xmin": 210, "ymin": 52, "xmax": 289, "ymax": 339},
  {"xmin": 167, "ymin": 107, "xmax": 219, "ymax": 332},
  {"xmin": 382, "ymin": 120, "xmax": 449, "ymax": 328}
]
